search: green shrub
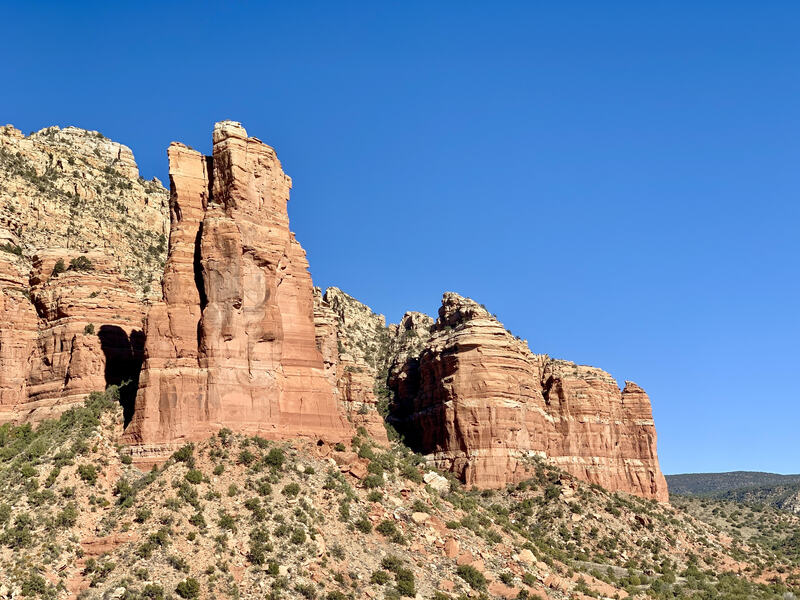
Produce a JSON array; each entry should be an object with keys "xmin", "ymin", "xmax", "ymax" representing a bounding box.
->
[
  {"xmin": 3, "ymin": 513, "xmax": 33, "ymax": 548},
  {"xmin": 142, "ymin": 584, "xmax": 164, "ymax": 600},
  {"xmin": 363, "ymin": 474, "xmax": 383, "ymax": 489},
  {"xmin": 264, "ymin": 447, "xmax": 285, "ymax": 469},
  {"xmin": 0, "ymin": 243, "xmax": 23, "ymax": 257},
  {"xmin": 456, "ymin": 564, "xmax": 486, "ymax": 591},
  {"xmin": 172, "ymin": 444, "xmax": 194, "ymax": 463},
  {"xmin": 217, "ymin": 511, "xmax": 237, "ymax": 532},
  {"xmin": 395, "ymin": 567, "xmax": 416, "ymax": 597},
  {"xmin": 135, "ymin": 508, "xmax": 152, "ymax": 523},
  {"xmin": 290, "ymin": 527, "xmax": 306, "ymax": 545},
  {"xmin": 52, "ymin": 259, "xmax": 66, "ymax": 276},
  {"xmin": 55, "ymin": 502, "xmax": 78, "ymax": 528},
  {"xmin": 83, "ymin": 323, "xmax": 95, "ymax": 335},
  {"xmin": 355, "ymin": 517, "xmax": 372, "ymax": 533},
  {"xmin": 189, "ymin": 512, "xmax": 206, "ymax": 528},
  {"xmin": 69, "ymin": 255, "xmax": 94, "ymax": 271},
  {"xmin": 175, "ymin": 578, "xmax": 200, "ymax": 599},
  {"xmin": 238, "ymin": 449, "xmax": 257, "ymax": 466},
  {"xmin": 115, "ymin": 478, "xmax": 135, "ymax": 506},
  {"xmin": 371, "ymin": 570, "xmax": 390, "ymax": 584},
  {"xmin": 295, "ymin": 583, "xmax": 316, "ymax": 599},
  {"xmin": 376, "ymin": 519, "xmax": 399, "ymax": 537},
  {"xmin": 282, "ymin": 482, "xmax": 300, "ymax": 497},
  {"xmin": 184, "ymin": 469, "xmax": 203, "ymax": 484},
  {"xmin": 20, "ymin": 573, "xmax": 51, "ymax": 597},
  {"xmin": 78, "ymin": 464, "xmax": 98, "ymax": 485},
  {"xmin": 381, "ymin": 555, "xmax": 404, "ymax": 572}
]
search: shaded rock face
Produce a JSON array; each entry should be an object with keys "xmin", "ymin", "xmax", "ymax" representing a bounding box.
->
[
  {"xmin": 123, "ymin": 122, "xmax": 351, "ymax": 457},
  {"xmin": 388, "ymin": 293, "xmax": 668, "ymax": 502},
  {"xmin": 313, "ymin": 287, "xmax": 435, "ymax": 443}
]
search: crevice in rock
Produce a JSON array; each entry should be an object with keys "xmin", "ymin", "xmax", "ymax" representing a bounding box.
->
[
  {"xmin": 98, "ymin": 325, "xmax": 144, "ymax": 427},
  {"xmin": 194, "ymin": 222, "xmax": 207, "ymax": 311}
]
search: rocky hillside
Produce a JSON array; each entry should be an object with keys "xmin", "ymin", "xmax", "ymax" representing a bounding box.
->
[
  {"xmin": 0, "ymin": 125, "xmax": 169, "ymax": 296},
  {"xmin": 1, "ymin": 390, "xmax": 799, "ymax": 600}
]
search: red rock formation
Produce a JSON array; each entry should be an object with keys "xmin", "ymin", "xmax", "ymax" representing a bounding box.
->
[
  {"xmin": 123, "ymin": 122, "xmax": 351, "ymax": 456},
  {"xmin": 389, "ymin": 292, "xmax": 668, "ymax": 502},
  {"xmin": 0, "ymin": 248, "xmax": 38, "ymax": 413},
  {"xmin": 0, "ymin": 249, "xmax": 145, "ymax": 422}
]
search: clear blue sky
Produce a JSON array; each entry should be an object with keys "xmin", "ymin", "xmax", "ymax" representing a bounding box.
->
[{"xmin": 3, "ymin": 2, "xmax": 798, "ymax": 475}]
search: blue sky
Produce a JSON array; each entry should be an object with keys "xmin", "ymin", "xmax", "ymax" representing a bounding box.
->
[{"xmin": 3, "ymin": 2, "xmax": 798, "ymax": 475}]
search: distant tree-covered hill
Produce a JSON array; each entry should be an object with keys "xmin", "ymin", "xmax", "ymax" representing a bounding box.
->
[
  {"xmin": 666, "ymin": 471, "xmax": 800, "ymax": 496},
  {"xmin": 667, "ymin": 471, "xmax": 800, "ymax": 513}
]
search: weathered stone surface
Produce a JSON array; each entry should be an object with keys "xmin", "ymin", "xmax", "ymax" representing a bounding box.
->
[
  {"xmin": 123, "ymin": 122, "xmax": 351, "ymax": 456},
  {"xmin": 388, "ymin": 292, "xmax": 668, "ymax": 502},
  {"xmin": 0, "ymin": 124, "xmax": 169, "ymax": 298},
  {"xmin": 0, "ymin": 245, "xmax": 38, "ymax": 414},
  {"xmin": 312, "ymin": 287, "xmax": 435, "ymax": 444},
  {"xmin": 0, "ymin": 248, "xmax": 146, "ymax": 423},
  {"xmin": 0, "ymin": 124, "xmax": 167, "ymax": 424},
  {"xmin": 313, "ymin": 287, "xmax": 390, "ymax": 441}
]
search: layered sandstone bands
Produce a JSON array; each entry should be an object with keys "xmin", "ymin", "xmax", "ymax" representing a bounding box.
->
[
  {"xmin": 388, "ymin": 293, "xmax": 668, "ymax": 502},
  {"xmin": 0, "ymin": 124, "xmax": 168, "ymax": 423},
  {"xmin": 0, "ymin": 120, "xmax": 668, "ymax": 502},
  {"xmin": 123, "ymin": 122, "xmax": 351, "ymax": 456},
  {"xmin": 0, "ymin": 249, "xmax": 145, "ymax": 422}
]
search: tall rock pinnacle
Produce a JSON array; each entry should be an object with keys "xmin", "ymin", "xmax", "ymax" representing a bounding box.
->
[{"xmin": 123, "ymin": 122, "xmax": 351, "ymax": 455}]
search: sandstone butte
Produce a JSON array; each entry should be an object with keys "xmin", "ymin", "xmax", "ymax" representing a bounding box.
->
[
  {"xmin": 121, "ymin": 121, "xmax": 352, "ymax": 459},
  {"xmin": 0, "ymin": 120, "xmax": 669, "ymax": 501},
  {"xmin": 388, "ymin": 292, "xmax": 669, "ymax": 502}
]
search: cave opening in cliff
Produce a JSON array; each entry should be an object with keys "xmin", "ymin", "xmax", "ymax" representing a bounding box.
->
[{"xmin": 98, "ymin": 325, "xmax": 144, "ymax": 427}]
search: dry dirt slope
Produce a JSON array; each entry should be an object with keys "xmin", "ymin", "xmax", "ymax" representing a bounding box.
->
[{"xmin": 0, "ymin": 390, "xmax": 799, "ymax": 600}]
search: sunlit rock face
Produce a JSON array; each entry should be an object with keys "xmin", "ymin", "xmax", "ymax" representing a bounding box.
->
[
  {"xmin": 389, "ymin": 292, "xmax": 669, "ymax": 502},
  {"xmin": 123, "ymin": 122, "xmax": 351, "ymax": 459}
]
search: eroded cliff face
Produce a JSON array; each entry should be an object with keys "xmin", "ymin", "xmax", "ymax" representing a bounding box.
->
[
  {"xmin": 388, "ymin": 293, "xmax": 669, "ymax": 502},
  {"xmin": 0, "ymin": 120, "xmax": 668, "ymax": 501},
  {"xmin": 0, "ymin": 125, "xmax": 167, "ymax": 423},
  {"xmin": 123, "ymin": 122, "xmax": 351, "ymax": 457}
]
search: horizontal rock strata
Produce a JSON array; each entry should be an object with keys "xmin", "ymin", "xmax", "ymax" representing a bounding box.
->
[{"xmin": 388, "ymin": 293, "xmax": 668, "ymax": 502}]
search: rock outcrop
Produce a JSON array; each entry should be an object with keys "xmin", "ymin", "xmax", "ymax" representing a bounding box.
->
[
  {"xmin": 388, "ymin": 293, "xmax": 668, "ymax": 502},
  {"xmin": 123, "ymin": 122, "xmax": 351, "ymax": 457},
  {"xmin": 0, "ymin": 126, "xmax": 167, "ymax": 423},
  {"xmin": 0, "ymin": 120, "xmax": 668, "ymax": 502},
  {"xmin": 0, "ymin": 248, "xmax": 146, "ymax": 423},
  {"xmin": 0, "ymin": 125, "xmax": 169, "ymax": 298},
  {"xmin": 313, "ymin": 287, "xmax": 436, "ymax": 443},
  {"xmin": 314, "ymin": 287, "xmax": 391, "ymax": 441}
]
